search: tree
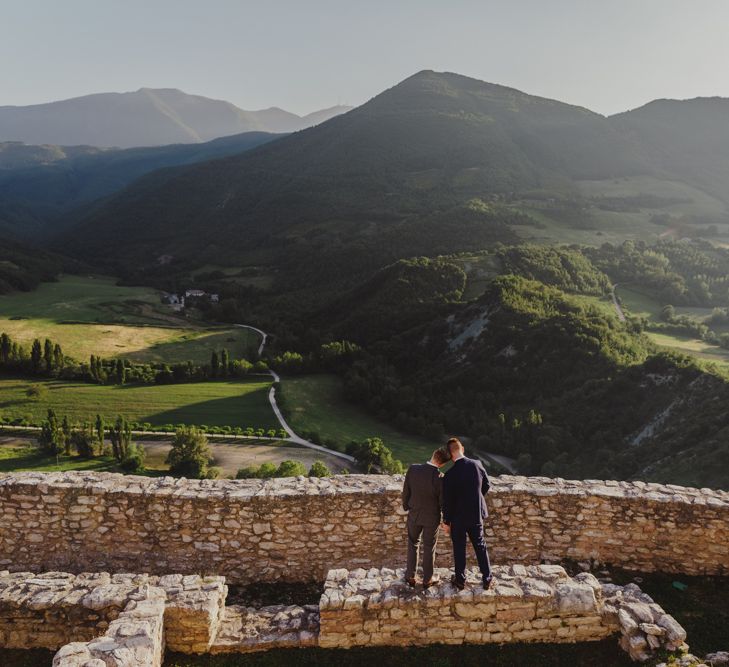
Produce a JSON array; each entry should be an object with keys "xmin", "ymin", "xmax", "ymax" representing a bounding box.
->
[
  {"xmin": 31, "ymin": 339, "xmax": 42, "ymax": 373},
  {"xmin": 53, "ymin": 343, "xmax": 64, "ymax": 370},
  {"xmin": 95, "ymin": 414, "xmax": 105, "ymax": 451},
  {"xmin": 110, "ymin": 415, "xmax": 132, "ymax": 463},
  {"xmin": 166, "ymin": 426, "xmax": 218, "ymax": 479},
  {"xmin": 210, "ymin": 351, "xmax": 219, "ymax": 378},
  {"xmin": 115, "ymin": 359, "xmax": 126, "ymax": 385},
  {"xmin": 220, "ymin": 349, "xmax": 229, "ymax": 377},
  {"xmin": 72, "ymin": 423, "xmax": 100, "ymax": 458},
  {"xmin": 120, "ymin": 443, "xmax": 145, "ymax": 473},
  {"xmin": 61, "ymin": 415, "xmax": 72, "ymax": 455},
  {"xmin": 346, "ymin": 437, "xmax": 404, "ymax": 474},
  {"xmin": 43, "ymin": 338, "xmax": 53, "ymax": 373},
  {"xmin": 276, "ymin": 460, "xmax": 307, "ymax": 477},
  {"xmin": 39, "ymin": 408, "xmax": 63, "ymax": 455},
  {"xmin": 0, "ymin": 333, "xmax": 10, "ymax": 364},
  {"xmin": 308, "ymin": 461, "xmax": 332, "ymax": 477}
]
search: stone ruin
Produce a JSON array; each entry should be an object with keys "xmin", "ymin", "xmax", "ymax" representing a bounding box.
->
[
  {"xmin": 0, "ymin": 565, "xmax": 692, "ymax": 665},
  {"xmin": 0, "ymin": 471, "xmax": 725, "ymax": 664}
]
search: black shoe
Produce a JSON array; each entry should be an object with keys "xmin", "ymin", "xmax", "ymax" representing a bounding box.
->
[
  {"xmin": 405, "ymin": 576, "xmax": 417, "ymax": 587},
  {"xmin": 483, "ymin": 577, "xmax": 493, "ymax": 590},
  {"xmin": 450, "ymin": 575, "xmax": 465, "ymax": 591}
]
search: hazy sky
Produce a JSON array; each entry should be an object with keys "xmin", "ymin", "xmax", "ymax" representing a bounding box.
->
[{"xmin": 3, "ymin": 0, "xmax": 729, "ymax": 116}]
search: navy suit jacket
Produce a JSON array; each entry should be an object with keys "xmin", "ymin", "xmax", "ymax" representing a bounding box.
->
[{"xmin": 442, "ymin": 456, "xmax": 490, "ymax": 526}]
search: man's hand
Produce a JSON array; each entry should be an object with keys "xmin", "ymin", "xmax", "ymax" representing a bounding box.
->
[{"xmin": 441, "ymin": 522, "xmax": 451, "ymax": 536}]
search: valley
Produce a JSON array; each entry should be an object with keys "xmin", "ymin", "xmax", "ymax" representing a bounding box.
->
[{"xmin": 2, "ymin": 70, "xmax": 729, "ymax": 491}]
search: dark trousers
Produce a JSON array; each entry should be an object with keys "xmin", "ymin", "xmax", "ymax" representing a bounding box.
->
[
  {"xmin": 450, "ymin": 522, "xmax": 492, "ymax": 584},
  {"xmin": 405, "ymin": 515, "xmax": 439, "ymax": 582}
]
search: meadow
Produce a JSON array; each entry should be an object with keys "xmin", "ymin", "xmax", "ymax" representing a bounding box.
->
[
  {"xmin": 280, "ymin": 374, "xmax": 438, "ymax": 464},
  {"xmin": 0, "ymin": 378, "xmax": 277, "ymax": 429},
  {"xmin": 0, "ymin": 275, "xmax": 260, "ymax": 362}
]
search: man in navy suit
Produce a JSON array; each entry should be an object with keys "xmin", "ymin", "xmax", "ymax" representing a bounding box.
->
[{"xmin": 442, "ymin": 437, "xmax": 493, "ymax": 590}]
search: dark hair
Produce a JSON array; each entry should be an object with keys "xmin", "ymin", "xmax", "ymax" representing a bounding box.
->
[
  {"xmin": 446, "ymin": 438, "xmax": 463, "ymax": 456},
  {"xmin": 432, "ymin": 447, "xmax": 451, "ymax": 465}
]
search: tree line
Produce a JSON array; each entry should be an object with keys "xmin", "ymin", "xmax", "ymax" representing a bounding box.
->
[{"xmin": 0, "ymin": 332, "xmax": 269, "ymax": 386}]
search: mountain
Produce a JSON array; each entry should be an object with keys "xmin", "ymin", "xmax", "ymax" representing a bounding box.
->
[
  {"xmin": 609, "ymin": 97, "xmax": 729, "ymax": 205},
  {"xmin": 0, "ymin": 132, "xmax": 280, "ymax": 240},
  {"xmin": 0, "ymin": 88, "xmax": 352, "ymax": 148},
  {"xmin": 59, "ymin": 70, "xmax": 649, "ymax": 282}
]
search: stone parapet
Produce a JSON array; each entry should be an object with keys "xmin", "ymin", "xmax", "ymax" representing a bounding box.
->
[{"xmin": 0, "ymin": 472, "xmax": 726, "ymax": 585}]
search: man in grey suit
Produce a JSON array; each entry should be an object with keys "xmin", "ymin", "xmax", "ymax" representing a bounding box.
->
[{"xmin": 401, "ymin": 446, "xmax": 451, "ymax": 588}]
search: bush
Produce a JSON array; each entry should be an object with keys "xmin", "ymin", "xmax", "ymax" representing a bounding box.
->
[
  {"xmin": 121, "ymin": 443, "xmax": 146, "ymax": 473},
  {"xmin": 71, "ymin": 425, "xmax": 100, "ymax": 458},
  {"xmin": 276, "ymin": 460, "xmax": 307, "ymax": 477},
  {"xmin": 25, "ymin": 384, "xmax": 46, "ymax": 400},
  {"xmin": 166, "ymin": 426, "xmax": 217, "ymax": 479},
  {"xmin": 308, "ymin": 461, "xmax": 332, "ymax": 477}
]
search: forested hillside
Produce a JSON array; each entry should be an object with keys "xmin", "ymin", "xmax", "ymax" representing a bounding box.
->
[{"xmin": 0, "ymin": 132, "xmax": 279, "ymax": 240}]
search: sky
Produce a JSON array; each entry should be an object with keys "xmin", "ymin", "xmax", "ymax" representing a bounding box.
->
[{"xmin": 2, "ymin": 0, "xmax": 729, "ymax": 116}]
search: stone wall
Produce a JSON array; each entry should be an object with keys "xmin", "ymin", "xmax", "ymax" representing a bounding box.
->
[
  {"xmin": 317, "ymin": 565, "xmax": 686, "ymax": 662},
  {"xmin": 0, "ymin": 472, "xmax": 726, "ymax": 585}
]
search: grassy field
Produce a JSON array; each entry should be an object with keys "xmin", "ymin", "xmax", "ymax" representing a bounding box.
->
[
  {"xmin": 647, "ymin": 332, "xmax": 729, "ymax": 367},
  {"xmin": 615, "ymin": 285, "xmax": 664, "ymax": 319},
  {"xmin": 280, "ymin": 374, "xmax": 438, "ymax": 464},
  {"xmin": 0, "ymin": 378, "xmax": 277, "ymax": 429},
  {"xmin": 0, "ymin": 275, "xmax": 260, "ymax": 362}
]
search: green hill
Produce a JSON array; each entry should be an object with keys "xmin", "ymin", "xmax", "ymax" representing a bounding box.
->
[
  {"xmin": 0, "ymin": 132, "xmax": 280, "ymax": 240},
  {"xmin": 57, "ymin": 70, "xmax": 650, "ymax": 281}
]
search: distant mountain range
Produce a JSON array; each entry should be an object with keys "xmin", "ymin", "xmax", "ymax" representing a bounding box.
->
[
  {"xmin": 57, "ymin": 70, "xmax": 729, "ymax": 288},
  {"xmin": 0, "ymin": 88, "xmax": 352, "ymax": 148}
]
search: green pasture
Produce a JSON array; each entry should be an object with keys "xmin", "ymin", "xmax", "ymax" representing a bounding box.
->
[
  {"xmin": 0, "ymin": 275, "xmax": 260, "ymax": 362},
  {"xmin": 0, "ymin": 378, "xmax": 277, "ymax": 429},
  {"xmin": 280, "ymin": 374, "xmax": 438, "ymax": 464}
]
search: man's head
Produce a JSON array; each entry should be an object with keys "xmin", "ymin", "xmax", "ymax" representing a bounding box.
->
[
  {"xmin": 430, "ymin": 446, "xmax": 451, "ymax": 468},
  {"xmin": 446, "ymin": 437, "xmax": 465, "ymax": 459}
]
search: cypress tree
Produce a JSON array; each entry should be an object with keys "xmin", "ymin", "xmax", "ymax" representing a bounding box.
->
[
  {"xmin": 115, "ymin": 359, "xmax": 125, "ymax": 384},
  {"xmin": 53, "ymin": 344, "xmax": 64, "ymax": 370},
  {"xmin": 0, "ymin": 333, "xmax": 10, "ymax": 364},
  {"xmin": 61, "ymin": 415, "xmax": 72, "ymax": 456},
  {"xmin": 220, "ymin": 349, "xmax": 229, "ymax": 377},
  {"xmin": 211, "ymin": 351, "xmax": 219, "ymax": 378},
  {"xmin": 95, "ymin": 414, "xmax": 105, "ymax": 450},
  {"xmin": 43, "ymin": 338, "xmax": 53, "ymax": 373},
  {"xmin": 31, "ymin": 339, "xmax": 42, "ymax": 373}
]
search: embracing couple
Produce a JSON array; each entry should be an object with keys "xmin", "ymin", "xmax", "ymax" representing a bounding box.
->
[{"xmin": 401, "ymin": 437, "xmax": 492, "ymax": 590}]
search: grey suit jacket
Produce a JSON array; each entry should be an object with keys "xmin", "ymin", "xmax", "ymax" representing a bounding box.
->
[{"xmin": 401, "ymin": 463, "xmax": 443, "ymax": 526}]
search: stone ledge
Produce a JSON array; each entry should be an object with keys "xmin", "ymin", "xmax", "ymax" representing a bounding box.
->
[
  {"xmin": 1, "ymin": 471, "xmax": 727, "ymax": 505},
  {"xmin": 318, "ymin": 565, "xmax": 687, "ymax": 662}
]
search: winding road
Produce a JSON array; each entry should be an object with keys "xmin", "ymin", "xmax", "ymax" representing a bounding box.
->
[{"xmin": 235, "ymin": 324, "xmax": 356, "ymax": 464}]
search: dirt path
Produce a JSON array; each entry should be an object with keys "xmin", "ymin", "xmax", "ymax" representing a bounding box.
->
[
  {"xmin": 611, "ymin": 284, "xmax": 627, "ymax": 322},
  {"xmin": 235, "ymin": 323, "xmax": 356, "ymax": 465}
]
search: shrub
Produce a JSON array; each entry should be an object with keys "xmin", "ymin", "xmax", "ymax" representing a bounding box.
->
[
  {"xmin": 121, "ymin": 443, "xmax": 146, "ymax": 473},
  {"xmin": 308, "ymin": 461, "xmax": 332, "ymax": 477},
  {"xmin": 276, "ymin": 460, "xmax": 307, "ymax": 477},
  {"xmin": 166, "ymin": 426, "xmax": 217, "ymax": 479}
]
